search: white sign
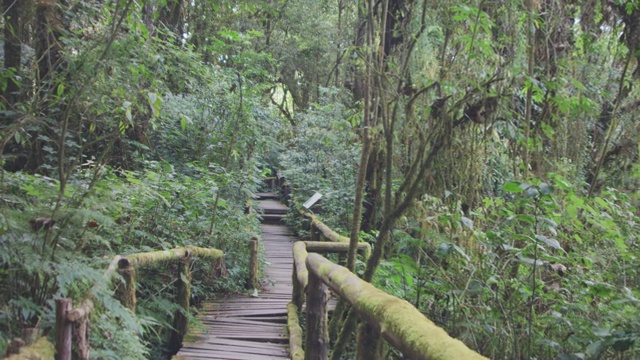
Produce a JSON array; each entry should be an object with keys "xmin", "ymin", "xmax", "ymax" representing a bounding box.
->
[{"xmin": 302, "ymin": 192, "xmax": 323, "ymax": 209}]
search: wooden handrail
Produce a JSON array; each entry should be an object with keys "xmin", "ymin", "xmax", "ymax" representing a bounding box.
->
[
  {"xmin": 304, "ymin": 213, "xmax": 350, "ymax": 243},
  {"xmin": 290, "ymin": 242, "xmax": 486, "ymax": 360},
  {"xmin": 305, "ymin": 253, "xmax": 487, "ymax": 360},
  {"xmin": 117, "ymin": 245, "xmax": 223, "ymax": 268},
  {"xmin": 54, "ymin": 246, "xmax": 224, "ymax": 360}
]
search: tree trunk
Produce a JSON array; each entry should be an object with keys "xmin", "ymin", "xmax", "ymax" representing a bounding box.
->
[
  {"xmin": 3, "ymin": 0, "xmax": 22, "ymax": 105},
  {"xmin": 36, "ymin": 0, "xmax": 63, "ymax": 87}
]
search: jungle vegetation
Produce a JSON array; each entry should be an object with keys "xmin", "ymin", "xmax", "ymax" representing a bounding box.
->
[{"xmin": 1, "ymin": 0, "xmax": 639, "ymax": 359}]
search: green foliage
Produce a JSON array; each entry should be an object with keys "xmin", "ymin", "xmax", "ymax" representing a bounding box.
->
[
  {"xmin": 279, "ymin": 89, "xmax": 361, "ymax": 232},
  {"xmin": 370, "ymin": 177, "xmax": 639, "ymax": 359}
]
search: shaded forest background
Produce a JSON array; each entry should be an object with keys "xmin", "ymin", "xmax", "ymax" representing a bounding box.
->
[{"xmin": 1, "ymin": 0, "xmax": 639, "ymax": 359}]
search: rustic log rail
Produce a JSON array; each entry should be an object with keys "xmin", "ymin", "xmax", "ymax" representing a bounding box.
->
[
  {"xmin": 288, "ymin": 215, "xmax": 487, "ymax": 360},
  {"xmin": 54, "ymin": 245, "xmax": 224, "ymax": 360},
  {"xmin": 304, "ymin": 212, "xmax": 350, "ymax": 243}
]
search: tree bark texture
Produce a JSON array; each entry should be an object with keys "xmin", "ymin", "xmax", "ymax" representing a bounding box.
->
[
  {"xmin": 3, "ymin": 0, "xmax": 22, "ymax": 104},
  {"xmin": 356, "ymin": 322, "xmax": 383, "ymax": 360},
  {"xmin": 36, "ymin": 0, "xmax": 63, "ymax": 87}
]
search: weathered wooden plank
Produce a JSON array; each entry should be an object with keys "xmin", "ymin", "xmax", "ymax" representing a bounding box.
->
[{"xmin": 174, "ymin": 198, "xmax": 294, "ymax": 360}]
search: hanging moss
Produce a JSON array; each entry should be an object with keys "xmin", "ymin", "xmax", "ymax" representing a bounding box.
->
[{"xmin": 306, "ymin": 253, "xmax": 487, "ymax": 360}]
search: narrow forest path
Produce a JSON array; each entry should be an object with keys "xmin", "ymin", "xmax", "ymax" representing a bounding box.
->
[{"xmin": 174, "ymin": 193, "xmax": 294, "ymax": 359}]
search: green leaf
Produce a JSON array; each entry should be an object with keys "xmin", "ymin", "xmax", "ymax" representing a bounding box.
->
[
  {"xmin": 180, "ymin": 117, "xmax": 187, "ymax": 131},
  {"xmin": 535, "ymin": 235, "xmax": 564, "ymax": 251},
  {"xmin": 179, "ymin": 272, "xmax": 190, "ymax": 285},
  {"xmin": 514, "ymin": 214, "xmax": 535, "ymax": 224},
  {"xmin": 503, "ymin": 181, "xmax": 524, "ymax": 192}
]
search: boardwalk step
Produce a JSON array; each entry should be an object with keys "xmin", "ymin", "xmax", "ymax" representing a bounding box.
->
[
  {"xmin": 174, "ymin": 197, "xmax": 293, "ymax": 360},
  {"xmin": 261, "ymin": 214, "xmax": 285, "ymax": 224},
  {"xmin": 255, "ymin": 192, "xmax": 280, "ymax": 200}
]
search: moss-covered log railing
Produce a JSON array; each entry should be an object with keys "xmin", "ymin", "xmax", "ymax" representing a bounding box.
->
[
  {"xmin": 290, "ymin": 243, "xmax": 487, "ymax": 360},
  {"xmin": 288, "ymin": 240, "xmax": 370, "ymax": 360},
  {"xmin": 53, "ymin": 246, "xmax": 223, "ymax": 360},
  {"xmin": 304, "ymin": 212, "xmax": 351, "ymax": 243}
]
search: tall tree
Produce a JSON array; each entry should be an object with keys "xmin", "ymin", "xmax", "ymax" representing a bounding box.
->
[{"xmin": 2, "ymin": 0, "xmax": 22, "ymax": 105}]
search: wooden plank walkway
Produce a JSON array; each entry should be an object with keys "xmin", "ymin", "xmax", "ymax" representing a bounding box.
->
[{"xmin": 175, "ymin": 193, "xmax": 294, "ymax": 359}]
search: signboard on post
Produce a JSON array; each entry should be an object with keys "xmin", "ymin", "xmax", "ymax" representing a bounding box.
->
[{"xmin": 302, "ymin": 192, "xmax": 323, "ymax": 210}]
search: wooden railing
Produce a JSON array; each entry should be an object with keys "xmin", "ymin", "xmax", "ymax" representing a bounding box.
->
[
  {"xmin": 289, "ymin": 216, "xmax": 487, "ymax": 360},
  {"xmin": 54, "ymin": 245, "xmax": 224, "ymax": 360}
]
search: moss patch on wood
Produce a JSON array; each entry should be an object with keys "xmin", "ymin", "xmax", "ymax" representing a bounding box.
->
[
  {"xmin": 287, "ymin": 302, "xmax": 305, "ymax": 360},
  {"xmin": 5, "ymin": 337, "xmax": 55, "ymax": 360},
  {"xmin": 306, "ymin": 253, "xmax": 487, "ymax": 360}
]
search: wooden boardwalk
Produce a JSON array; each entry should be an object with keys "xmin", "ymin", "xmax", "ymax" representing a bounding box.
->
[{"xmin": 175, "ymin": 194, "xmax": 294, "ymax": 359}]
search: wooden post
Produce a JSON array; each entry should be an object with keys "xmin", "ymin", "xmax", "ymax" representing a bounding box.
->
[
  {"xmin": 171, "ymin": 252, "xmax": 192, "ymax": 348},
  {"xmin": 76, "ymin": 318, "xmax": 90, "ymax": 360},
  {"xmin": 287, "ymin": 302, "xmax": 305, "ymax": 360},
  {"xmin": 249, "ymin": 236, "xmax": 259, "ymax": 289},
  {"xmin": 116, "ymin": 258, "xmax": 136, "ymax": 312},
  {"xmin": 292, "ymin": 265, "xmax": 303, "ymax": 308},
  {"xmin": 356, "ymin": 322, "xmax": 383, "ymax": 360},
  {"xmin": 310, "ymin": 223, "xmax": 317, "ymax": 242},
  {"xmin": 55, "ymin": 298, "xmax": 72, "ymax": 360},
  {"xmin": 305, "ymin": 267, "xmax": 328, "ymax": 360}
]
